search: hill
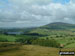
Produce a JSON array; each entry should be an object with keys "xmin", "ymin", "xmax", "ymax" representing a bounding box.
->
[
  {"xmin": 40, "ymin": 22, "xmax": 75, "ymax": 30},
  {"xmin": 1, "ymin": 22, "xmax": 75, "ymax": 48},
  {"xmin": 29, "ymin": 22, "xmax": 75, "ymax": 36},
  {"xmin": 29, "ymin": 22, "xmax": 75, "ymax": 46}
]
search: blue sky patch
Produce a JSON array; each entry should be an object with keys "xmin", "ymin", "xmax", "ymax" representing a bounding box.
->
[
  {"xmin": 53, "ymin": 0, "xmax": 70, "ymax": 4},
  {"xmin": 0, "ymin": 0, "xmax": 9, "ymax": 3}
]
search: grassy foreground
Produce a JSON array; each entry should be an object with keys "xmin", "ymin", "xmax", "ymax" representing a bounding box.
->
[
  {"xmin": 0, "ymin": 45, "xmax": 75, "ymax": 56},
  {"xmin": 0, "ymin": 45, "xmax": 59, "ymax": 56}
]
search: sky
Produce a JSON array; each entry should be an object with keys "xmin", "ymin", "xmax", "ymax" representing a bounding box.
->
[{"xmin": 0, "ymin": 0, "xmax": 75, "ymax": 28}]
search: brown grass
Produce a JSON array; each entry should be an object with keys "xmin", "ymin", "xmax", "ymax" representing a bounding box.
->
[
  {"xmin": 0, "ymin": 45, "xmax": 59, "ymax": 56},
  {"xmin": 0, "ymin": 45, "xmax": 75, "ymax": 56}
]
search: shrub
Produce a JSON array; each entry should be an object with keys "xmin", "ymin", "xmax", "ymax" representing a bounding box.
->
[{"xmin": 16, "ymin": 36, "xmax": 38, "ymax": 44}]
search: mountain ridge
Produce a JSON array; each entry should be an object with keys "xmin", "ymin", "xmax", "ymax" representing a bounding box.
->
[
  {"xmin": 29, "ymin": 22, "xmax": 75, "ymax": 35},
  {"xmin": 39, "ymin": 22, "xmax": 75, "ymax": 30}
]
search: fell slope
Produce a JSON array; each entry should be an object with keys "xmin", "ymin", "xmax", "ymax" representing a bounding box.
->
[
  {"xmin": 0, "ymin": 45, "xmax": 59, "ymax": 56},
  {"xmin": 29, "ymin": 22, "xmax": 75, "ymax": 36}
]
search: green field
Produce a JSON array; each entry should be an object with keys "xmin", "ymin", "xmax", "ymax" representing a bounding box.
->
[
  {"xmin": 1, "ymin": 22, "xmax": 75, "ymax": 56},
  {"xmin": 65, "ymin": 43, "xmax": 75, "ymax": 48},
  {"xmin": 1, "ymin": 30, "xmax": 75, "ymax": 48},
  {"xmin": 0, "ymin": 35, "xmax": 17, "ymax": 42}
]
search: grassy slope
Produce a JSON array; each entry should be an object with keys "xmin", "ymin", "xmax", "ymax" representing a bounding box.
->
[
  {"xmin": 0, "ymin": 35, "xmax": 17, "ymax": 42},
  {"xmin": 65, "ymin": 43, "xmax": 75, "ymax": 48},
  {"xmin": 0, "ymin": 45, "xmax": 59, "ymax": 56},
  {"xmin": 34, "ymin": 29, "xmax": 75, "ymax": 44},
  {"xmin": 0, "ymin": 45, "xmax": 75, "ymax": 56}
]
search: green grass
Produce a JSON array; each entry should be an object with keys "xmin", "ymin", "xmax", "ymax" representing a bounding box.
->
[
  {"xmin": 65, "ymin": 43, "xmax": 75, "ymax": 48},
  {"xmin": 0, "ymin": 35, "xmax": 17, "ymax": 42}
]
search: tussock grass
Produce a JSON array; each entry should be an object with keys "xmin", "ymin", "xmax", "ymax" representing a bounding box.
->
[
  {"xmin": 0, "ymin": 44, "xmax": 75, "ymax": 56},
  {"xmin": 0, "ymin": 45, "xmax": 59, "ymax": 56},
  {"xmin": 0, "ymin": 42, "xmax": 22, "ymax": 53}
]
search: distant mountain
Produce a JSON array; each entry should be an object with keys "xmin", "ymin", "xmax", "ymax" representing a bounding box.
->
[
  {"xmin": 1, "ymin": 22, "xmax": 75, "ymax": 36},
  {"xmin": 39, "ymin": 22, "xmax": 75, "ymax": 30},
  {"xmin": 29, "ymin": 22, "xmax": 75, "ymax": 36}
]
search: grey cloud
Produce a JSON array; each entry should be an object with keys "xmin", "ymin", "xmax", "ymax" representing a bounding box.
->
[{"xmin": 0, "ymin": 0, "xmax": 75, "ymax": 27}]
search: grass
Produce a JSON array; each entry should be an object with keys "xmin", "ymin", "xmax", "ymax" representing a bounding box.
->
[
  {"xmin": 0, "ymin": 42, "xmax": 22, "ymax": 53},
  {"xmin": 0, "ymin": 35, "xmax": 17, "ymax": 42},
  {"xmin": 1, "ymin": 30, "xmax": 75, "ymax": 56},
  {"xmin": 65, "ymin": 43, "xmax": 75, "ymax": 48},
  {"xmin": 0, "ymin": 45, "xmax": 59, "ymax": 56},
  {"xmin": 1, "ymin": 45, "xmax": 75, "ymax": 56}
]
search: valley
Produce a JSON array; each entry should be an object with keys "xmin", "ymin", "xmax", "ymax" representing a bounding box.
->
[{"xmin": 0, "ymin": 22, "xmax": 75, "ymax": 56}]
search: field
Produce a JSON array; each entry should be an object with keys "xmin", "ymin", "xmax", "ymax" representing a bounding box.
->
[
  {"xmin": 1, "ymin": 22, "xmax": 75, "ymax": 56},
  {"xmin": 0, "ymin": 45, "xmax": 59, "ymax": 56},
  {"xmin": 0, "ymin": 45, "xmax": 75, "ymax": 56},
  {"xmin": 65, "ymin": 43, "xmax": 75, "ymax": 48},
  {"xmin": 0, "ymin": 32, "xmax": 75, "ymax": 56},
  {"xmin": 0, "ymin": 35, "xmax": 17, "ymax": 42}
]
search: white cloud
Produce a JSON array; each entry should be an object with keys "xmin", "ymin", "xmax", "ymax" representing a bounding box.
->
[{"xmin": 0, "ymin": 0, "xmax": 75, "ymax": 27}]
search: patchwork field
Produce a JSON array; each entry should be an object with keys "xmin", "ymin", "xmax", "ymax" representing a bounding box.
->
[{"xmin": 1, "ymin": 22, "xmax": 75, "ymax": 56}]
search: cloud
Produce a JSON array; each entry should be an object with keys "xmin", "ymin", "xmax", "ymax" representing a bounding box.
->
[{"xmin": 0, "ymin": 0, "xmax": 75, "ymax": 28}]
